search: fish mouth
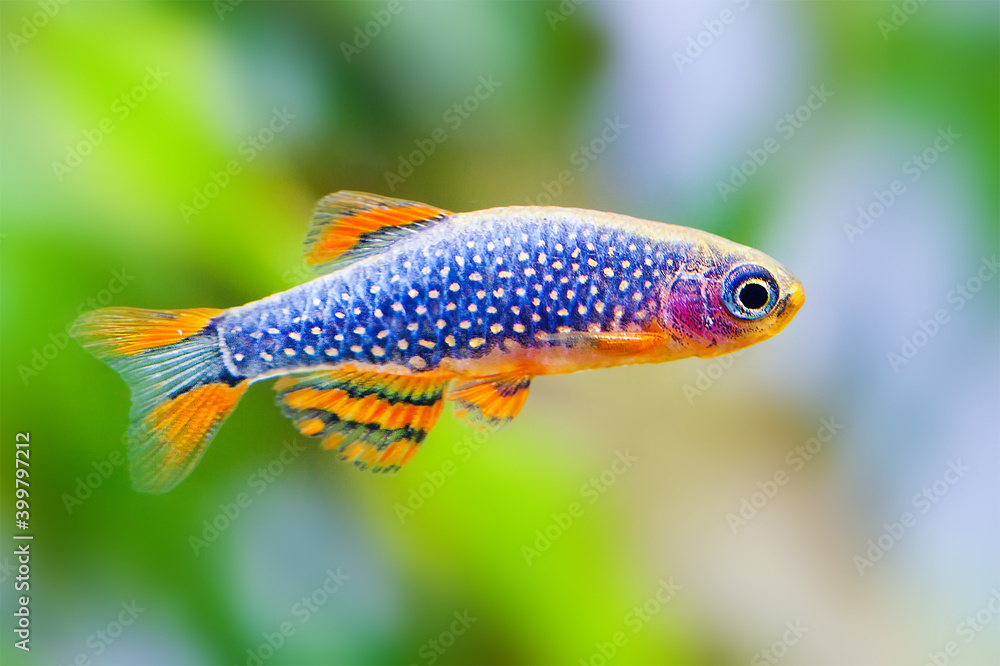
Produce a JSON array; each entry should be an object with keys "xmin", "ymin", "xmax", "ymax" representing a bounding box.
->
[
  {"xmin": 786, "ymin": 279, "xmax": 805, "ymax": 314},
  {"xmin": 764, "ymin": 278, "xmax": 804, "ymax": 337}
]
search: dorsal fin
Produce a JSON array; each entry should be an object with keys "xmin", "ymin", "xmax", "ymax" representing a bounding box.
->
[{"xmin": 303, "ymin": 191, "xmax": 452, "ymax": 273}]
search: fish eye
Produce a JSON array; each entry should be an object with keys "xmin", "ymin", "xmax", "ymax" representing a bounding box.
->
[
  {"xmin": 738, "ymin": 282, "xmax": 769, "ymax": 310},
  {"xmin": 722, "ymin": 264, "xmax": 779, "ymax": 320}
]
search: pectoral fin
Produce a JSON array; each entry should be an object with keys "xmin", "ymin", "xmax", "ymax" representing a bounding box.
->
[{"xmin": 535, "ymin": 331, "xmax": 666, "ymax": 356}]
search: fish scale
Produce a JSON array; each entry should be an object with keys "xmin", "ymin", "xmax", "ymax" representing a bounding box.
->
[
  {"xmin": 217, "ymin": 211, "xmax": 684, "ymax": 377},
  {"xmin": 71, "ymin": 190, "xmax": 803, "ymax": 492}
]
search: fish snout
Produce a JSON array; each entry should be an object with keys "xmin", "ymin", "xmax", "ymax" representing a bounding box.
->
[{"xmin": 786, "ymin": 277, "xmax": 805, "ymax": 313}]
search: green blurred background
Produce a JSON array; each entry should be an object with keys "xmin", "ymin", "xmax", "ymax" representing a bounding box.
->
[{"xmin": 2, "ymin": 1, "xmax": 998, "ymax": 664}]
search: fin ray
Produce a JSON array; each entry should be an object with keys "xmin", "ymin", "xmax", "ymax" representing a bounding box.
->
[
  {"xmin": 275, "ymin": 367, "xmax": 450, "ymax": 473},
  {"xmin": 303, "ymin": 191, "xmax": 452, "ymax": 274},
  {"xmin": 535, "ymin": 331, "xmax": 665, "ymax": 356},
  {"xmin": 71, "ymin": 306, "xmax": 225, "ymax": 357},
  {"xmin": 449, "ymin": 375, "xmax": 532, "ymax": 431},
  {"xmin": 71, "ymin": 307, "xmax": 245, "ymax": 493}
]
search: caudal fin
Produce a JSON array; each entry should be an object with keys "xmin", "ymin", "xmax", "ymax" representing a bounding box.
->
[{"xmin": 71, "ymin": 307, "xmax": 247, "ymax": 493}]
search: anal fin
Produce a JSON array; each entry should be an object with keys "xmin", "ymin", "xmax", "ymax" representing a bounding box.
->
[
  {"xmin": 449, "ymin": 375, "xmax": 532, "ymax": 432},
  {"xmin": 274, "ymin": 367, "xmax": 449, "ymax": 473}
]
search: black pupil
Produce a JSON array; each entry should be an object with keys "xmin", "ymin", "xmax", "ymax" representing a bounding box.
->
[{"xmin": 738, "ymin": 282, "xmax": 769, "ymax": 310}]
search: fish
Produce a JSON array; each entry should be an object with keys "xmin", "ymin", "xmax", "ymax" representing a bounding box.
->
[{"xmin": 71, "ymin": 191, "xmax": 804, "ymax": 493}]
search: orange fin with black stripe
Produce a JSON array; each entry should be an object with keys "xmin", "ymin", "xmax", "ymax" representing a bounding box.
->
[
  {"xmin": 71, "ymin": 307, "xmax": 247, "ymax": 493},
  {"xmin": 303, "ymin": 191, "xmax": 452, "ymax": 274},
  {"xmin": 449, "ymin": 375, "xmax": 533, "ymax": 432},
  {"xmin": 274, "ymin": 367, "xmax": 450, "ymax": 473}
]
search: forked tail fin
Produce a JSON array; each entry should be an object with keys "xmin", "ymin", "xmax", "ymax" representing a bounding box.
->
[{"xmin": 70, "ymin": 307, "xmax": 247, "ymax": 493}]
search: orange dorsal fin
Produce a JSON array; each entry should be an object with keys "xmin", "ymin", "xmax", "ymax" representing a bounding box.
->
[
  {"xmin": 448, "ymin": 375, "xmax": 532, "ymax": 432},
  {"xmin": 274, "ymin": 367, "xmax": 451, "ymax": 473},
  {"xmin": 302, "ymin": 191, "xmax": 452, "ymax": 274}
]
